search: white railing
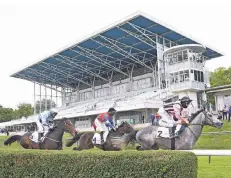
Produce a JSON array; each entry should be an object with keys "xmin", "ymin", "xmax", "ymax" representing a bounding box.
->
[{"xmin": 180, "ymin": 150, "xmax": 231, "ymax": 163}]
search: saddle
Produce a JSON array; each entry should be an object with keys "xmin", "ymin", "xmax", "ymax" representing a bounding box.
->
[{"xmin": 29, "ymin": 131, "xmax": 49, "ymax": 143}]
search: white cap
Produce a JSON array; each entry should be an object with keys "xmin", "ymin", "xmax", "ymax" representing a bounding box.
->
[{"xmin": 50, "ymin": 108, "xmax": 58, "ymax": 113}]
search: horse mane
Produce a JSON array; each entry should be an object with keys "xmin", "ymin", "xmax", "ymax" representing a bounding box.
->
[
  {"xmin": 117, "ymin": 121, "xmax": 127, "ymax": 128},
  {"xmin": 189, "ymin": 109, "xmax": 204, "ymax": 123}
]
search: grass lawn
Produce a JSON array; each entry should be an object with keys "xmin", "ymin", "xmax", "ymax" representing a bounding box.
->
[{"xmin": 197, "ymin": 156, "xmax": 231, "ymax": 178}]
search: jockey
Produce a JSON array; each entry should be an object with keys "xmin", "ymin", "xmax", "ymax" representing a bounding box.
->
[
  {"xmin": 94, "ymin": 107, "xmax": 117, "ymax": 144},
  {"xmin": 36, "ymin": 108, "xmax": 58, "ymax": 143},
  {"xmin": 157, "ymin": 96, "xmax": 192, "ymax": 138}
]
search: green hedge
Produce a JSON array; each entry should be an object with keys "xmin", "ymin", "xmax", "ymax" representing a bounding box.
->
[{"xmin": 0, "ymin": 150, "xmax": 197, "ymax": 178}]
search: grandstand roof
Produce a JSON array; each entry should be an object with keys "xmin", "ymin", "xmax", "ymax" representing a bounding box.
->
[{"xmin": 11, "ymin": 12, "xmax": 223, "ymax": 88}]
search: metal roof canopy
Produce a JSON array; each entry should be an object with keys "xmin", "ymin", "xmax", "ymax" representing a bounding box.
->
[{"xmin": 11, "ymin": 12, "xmax": 223, "ymax": 88}]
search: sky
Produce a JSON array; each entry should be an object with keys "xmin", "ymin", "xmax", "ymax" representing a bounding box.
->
[{"xmin": 0, "ymin": 0, "xmax": 230, "ymax": 109}]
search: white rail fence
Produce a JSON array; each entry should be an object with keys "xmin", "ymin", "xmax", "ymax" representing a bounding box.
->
[{"xmin": 181, "ymin": 150, "xmax": 231, "ymax": 163}]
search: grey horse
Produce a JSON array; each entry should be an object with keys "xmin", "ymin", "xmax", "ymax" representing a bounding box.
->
[{"xmin": 136, "ymin": 109, "xmax": 223, "ymax": 150}]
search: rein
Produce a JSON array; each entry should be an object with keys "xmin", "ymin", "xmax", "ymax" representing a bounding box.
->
[{"xmin": 45, "ymin": 136, "xmax": 60, "ymax": 143}]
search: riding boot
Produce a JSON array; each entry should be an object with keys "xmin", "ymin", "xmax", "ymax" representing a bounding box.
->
[
  {"xmin": 38, "ymin": 133, "xmax": 44, "ymax": 149},
  {"xmin": 100, "ymin": 131, "xmax": 105, "ymax": 145},
  {"xmin": 38, "ymin": 133, "xmax": 44, "ymax": 143},
  {"xmin": 173, "ymin": 125, "xmax": 185, "ymax": 138}
]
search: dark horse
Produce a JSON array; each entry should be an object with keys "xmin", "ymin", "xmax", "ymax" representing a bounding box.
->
[
  {"xmin": 66, "ymin": 121, "xmax": 135, "ymax": 151},
  {"xmin": 4, "ymin": 118, "xmax": 77, "ymax": 150}
]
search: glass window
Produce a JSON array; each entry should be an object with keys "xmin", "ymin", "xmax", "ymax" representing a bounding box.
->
[
  {"xmin": 183, "ymin": 50, "xmax": 188, "ymax": 60},
  {"xmin": 184, "ymin": 70, "xmax": 189, "ymax": 81},
  {"xmin": 178, "ymin": 52, "xmax": 183, "ymax": 62},
  {"xmin": 173, "ymin": 54, "xmax": 177, "ymax": 63},
  {"xmin": 194, "ymin": 70, "xmax": 198, "ymax": 81},
  {"xmin": 174, "ymin": 73, "xmax": 178, "ymax": 83},
  {"xmin": 200, "ymin": 71, "xmax": 204, "ymax": 82},
  {"xmin": 179, "ymin": 71, "xmax": 184, "ymax": 82}
]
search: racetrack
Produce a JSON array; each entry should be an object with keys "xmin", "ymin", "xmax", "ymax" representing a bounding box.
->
[{"xmin": 0, "ymin": 120, "xmax": 230, "ymax": 178}]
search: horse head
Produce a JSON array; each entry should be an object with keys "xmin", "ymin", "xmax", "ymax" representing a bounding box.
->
[
  {"xmin": 57, "ymin": 118, "xmax": 77, "ymax": 136},
  {"xmin": 202, "ymin": 111, "xmax": 223, "ymax": 128},
  {"xmin": 190, "ymin": 109, "xmax": 223, "ymax": 129},
  {"xmin": 116, "ymin": 121, "xmax": 135, "ymax": 133}
]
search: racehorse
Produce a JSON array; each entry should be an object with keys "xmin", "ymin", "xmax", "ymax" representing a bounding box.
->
[
  {"xmin": 66, "ymin": 121, "xmax": 135, "ymax": 151},
  {"xmin": 4, "ymin": 118, "xmax": 77, "ymax": 150},
  {"xmin": 135, "ymin": 109, "xmax": 223, "ymax": 150}
]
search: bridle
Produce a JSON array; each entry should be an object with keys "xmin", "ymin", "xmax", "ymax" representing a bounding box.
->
[
  {"xmin": 43, "ymin": 119, "xmax": 76, "ymax": 143},
  {"xmin": 186, "ymin": 111, "xmax": 214, "ymax": 139}
]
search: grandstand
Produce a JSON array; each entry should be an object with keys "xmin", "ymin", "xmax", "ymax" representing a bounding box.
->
[{"xmin": 0, "ymin": 12, "xmax": 223, "ymax": 132}]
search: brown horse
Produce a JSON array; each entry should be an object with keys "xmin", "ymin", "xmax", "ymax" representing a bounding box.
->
[
  {"xmin": 4, "ymin": 118, "xmax": 77, "ymax": 150},
  {"xmin": 66, "ymin": 121, "xmax": 135, "ymax": 151}
]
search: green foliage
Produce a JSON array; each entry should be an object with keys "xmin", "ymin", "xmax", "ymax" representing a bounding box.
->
[
  {"xmin": 209, "ymin": 67, "xmax": 231, "ymax": 87},
  {"xmin": 35, "ymin": 98, "xmax": 56, "ymax": 114},
  {"xmin": 0, "ymin": 107, "xmax": 16, "ymax": 122},
  {"xmin": 0, "ymin": 103, "xmax": 34, "ymax": 123},
  {"xmin": 0, "ymin": 150, "xmax": 197, "ymax": 178},
  {"xmin": 16, "ymin": 103, "xmax": 34, "ymax": 118}
]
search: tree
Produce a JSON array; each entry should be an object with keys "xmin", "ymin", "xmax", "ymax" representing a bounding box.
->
[
  {"xmin": 35, "ymin": 98, "xmax": 56, "ymax": 114},
  {"xmin": 16, "ymin": 103, "xmax": 34, "ymax": 118},
  {"xmin": 208, "ymin": 67, "xmax": 231, "ymax": 105},
  {"xmin": 0, "ymin": 107, "xmax": 17, "ymax": 122},
  {"xmin": 209, "ymin": 67, "xmax": 231, "ymax": 87},
  {"xmin": 0, "ymin": 105, "xmax": 2, "ymax": 108}
]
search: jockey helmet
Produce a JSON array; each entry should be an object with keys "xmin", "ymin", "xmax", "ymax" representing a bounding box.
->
[
  {"xmin": 50, "ymin": 108, "xmax": 58, "ymax": 116},
  {"xmin": 108, "ymin": 107, "xmax": 116, "ymax": 116},
  {"xmin": 180, "ymin": 96, "xmax": 192, "ymax": 108}
]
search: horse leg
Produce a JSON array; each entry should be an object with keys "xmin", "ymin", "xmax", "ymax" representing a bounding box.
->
[
  {"xmin": 151, "ymin": 143, "xmax": 159, "ymax": 150},
  {"xmin": 73, "ymin": 146, "xmax": 83, "ymax": 151},
  {"xmin": 136, "ymin": 145, "xmax": 151, "ymax": 151}
]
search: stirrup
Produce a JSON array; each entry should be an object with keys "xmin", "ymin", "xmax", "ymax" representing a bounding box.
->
[{"xmin": 170, "ymin": 132, "xmax": 179, "ymax": 138}]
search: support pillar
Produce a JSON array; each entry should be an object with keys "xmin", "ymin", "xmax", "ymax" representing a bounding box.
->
[
  {"xmin": 39, "ymin": 84, "xmax": 42, "ymax": 113},
  {"xmin": 33, "ymin": 82, "xmax": 36, "ymax": 115},
  {"xmin": 45, "ymin": 85, "xmax": 47, "ymax": 111}
]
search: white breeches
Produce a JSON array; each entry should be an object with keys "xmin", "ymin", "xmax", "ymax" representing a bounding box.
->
[
  {"xmin": 36, "ymin": 120, "xmax": 53, "ymax": 135},
  {"xmin": 95, "ymin": 118, "xmax": 109, "ymax": 142},
  {"xmin": 157, "ymin": 107, "xmax": 176, "ymax": 127}
]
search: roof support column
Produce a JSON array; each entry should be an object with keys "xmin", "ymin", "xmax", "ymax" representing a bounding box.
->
[
  {"xmin": 61, "ymin": 87, "xmax": 66, "ymax": 107},
  {"xmin": 33, "ymin": 82, "xmax": 36, "ymax": 115},
  {"xmin": 45, "ymin": 84, "xmax": 47, "ymax": 111},
  {"xmin": 127, "ymin": 65, "xmax": 134, "ymax": 92},
  {"xmin": 92, "ymin": 77, "xmax": 95, "ymax": 99},
  {"xmin": 108, "ymin": 71, "xmax": 114, "ymax": 95},
  {"xmin": 50, "ymin": 84, "xmax": 53, "ymax": 109},
  {"xmin": 55, "ymin": 85, "xmax": 58, "ymax": 108},
  {"xmin": 39, "ymin": 84, "xmax": 42, "ymax": 113},
  {"xmin": 150, "ymin": 61, "xmax": 158, "ymax": 88},
  {"xmin": 156, "ymin": 35, "xmax": 165, "ymax": 90},
  {"xmin": 76, "ymin": 83, "xmax": 80, "ymax": 102}
]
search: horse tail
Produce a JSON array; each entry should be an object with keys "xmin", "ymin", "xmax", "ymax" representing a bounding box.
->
[
  {"xmin": 66, "ymin": 132, "xmax": 85, "ymax": 147},
  {"xmin": 4, "ymin": 135, "xmax": 22, "ymax": 146}
]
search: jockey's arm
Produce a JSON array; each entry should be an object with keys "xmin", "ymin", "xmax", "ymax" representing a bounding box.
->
[
  {"xmin": 109, "ymin": 118, "xmax": 114, "ymax": 127},
  {"xmin": 173, "ymin": 105, "xmax": 185, "ymax": 121},
  {"xmin": 104, "ymin": 115, "xmax": 115, "ymax": 130},
  {"xmin": 173, "ymin": 105, "xmax": 189, "ymax": 125}
]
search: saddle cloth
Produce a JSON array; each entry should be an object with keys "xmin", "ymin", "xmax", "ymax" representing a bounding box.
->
[
  {"xmin": 156, "ymin": 125, "xmax": 181, "ymax": 138},
  {"xmin": 156, "ymin": 127, "xmax": 170, "ymax": 138},
  {"xmin": 92, "ymin": 133, "xmax": 102, "ymax": 145},
  {"xmin": 29, "ymin": 131, "xmax": 46, "ymax": 143}
]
